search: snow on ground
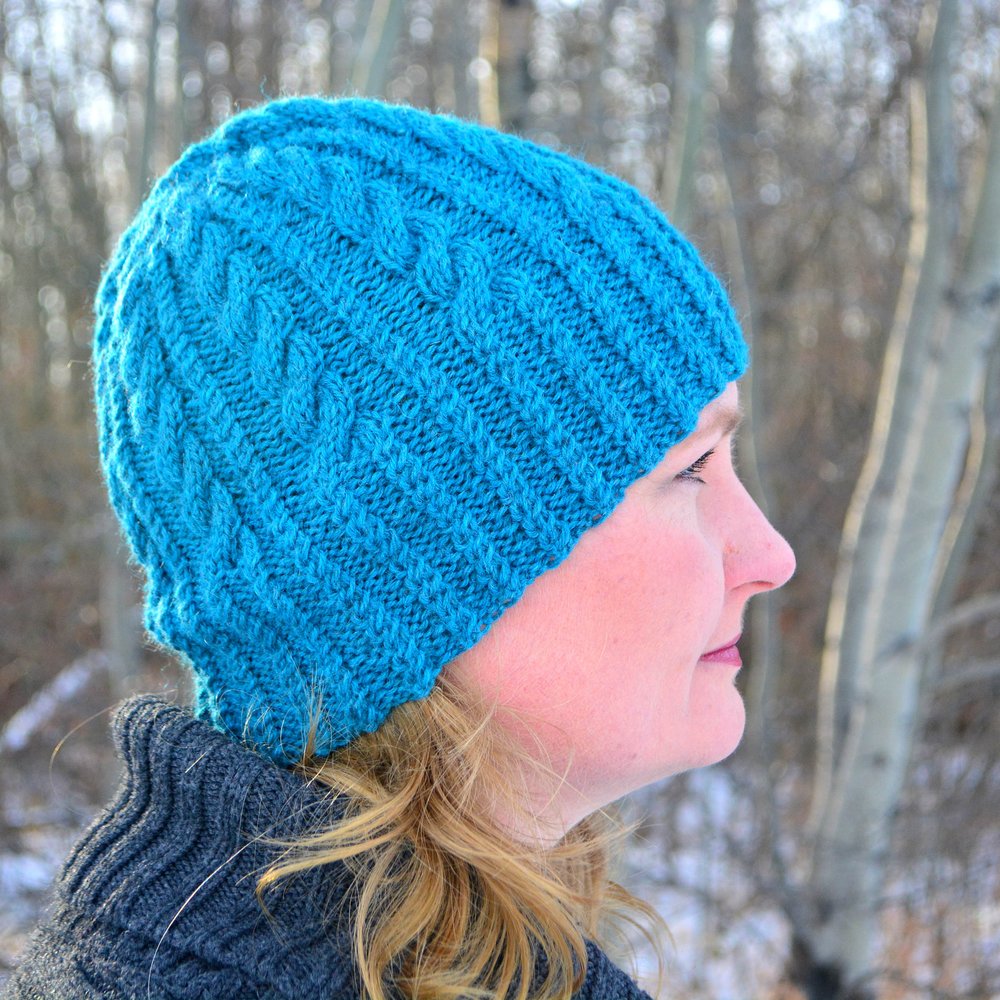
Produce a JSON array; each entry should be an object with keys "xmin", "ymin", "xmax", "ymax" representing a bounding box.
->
[
  {"xmin": 1, "ymin": 652, "xmax": 106, "ymax": 754},
  {"xmin": 618, "ymin": 766, "xmax": 793, "ymax": 999}
]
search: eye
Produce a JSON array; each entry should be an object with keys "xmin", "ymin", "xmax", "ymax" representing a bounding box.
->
[{"xmin": 675, "ymin": 448, "xmax": 715, "ymax": 485}]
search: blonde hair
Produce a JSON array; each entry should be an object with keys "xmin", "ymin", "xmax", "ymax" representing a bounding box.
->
[{"xmin": 255, "ymin": 671, "xmax": 668, "ymax": 1000}]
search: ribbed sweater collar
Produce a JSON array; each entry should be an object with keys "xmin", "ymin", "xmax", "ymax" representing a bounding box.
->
[
  {"xmin": 39, "ymin": 695, "xmax": 651, "ymax": 999},
  {"xmin": 56, "ymin": 693, "xmax": 360, "ymax": 997}
]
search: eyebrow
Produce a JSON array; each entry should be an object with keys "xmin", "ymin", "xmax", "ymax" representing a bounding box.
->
[{"xmin": 693, "ymin": 403, "xmax": 744, "ymax": 440}]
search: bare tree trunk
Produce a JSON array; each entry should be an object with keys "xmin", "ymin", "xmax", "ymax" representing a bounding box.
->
[
  {"xmin": 927, "ymin": 114, "xmax": 1000, "ymax": 628},
  {"xmin": 809, "ymin": 0, "xmax": 959, "ymax": 830},
  {"xmin": 68, "ymin": 7, "xmax": 111, "ymax": 422},
  {"xmin": 660, "ymin": 0, "xmax": 714, "ymax": 231},
  {"xmin": 451, "ymin": 3, "xmax": 478, "ymax": 120},
  {"xmin": 30, "ymin": 244, "xmax": 51, "ymax": 422},
  {"xmin": 257, "ymin": 2, "xmax": 282, "ymax": 101},
  {"xmin": 350, "ymin": 0, "xmax": 405, "ymax": 98},
  {"xmin": 0, "ymin": 387, "xmax": 18, "ymax": 520},
  {"xmin": 921, "ymin": 48, "xmax": 1000, "ymax": 673},
  {"xmin": 136, "ymin": 0, "xmax": 160, "ymax": 199},
  {"xmin": 477, "ymin": 0, "xmax": 501, "ymax": 128},
  {"xmin": 800, "ymin": 2, "xmax": 1000, "ymax": 993},
  {"xmin": 496, "ymin": 0, "xmax": 534, "ymax": 134},
  {"xmin": 579, "ymin": 0, "xmax": 611, "ymax": 158},
  {"xmin": 175, "ymin": 0, "xmax": 200, "ymax": 149},
  {"xmin": 716, "ymin": 0, "xmax": 777, "ymax": 752}
]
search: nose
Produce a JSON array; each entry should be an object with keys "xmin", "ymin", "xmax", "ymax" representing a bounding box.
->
[{"xmin": 724, "ymin": 480, "xmax": 796, "ymax": 596}]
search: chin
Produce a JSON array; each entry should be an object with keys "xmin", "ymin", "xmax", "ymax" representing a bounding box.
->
[
  {"xmin": 693, "ymin": 699, "xmax": 747, "ymax": 769},
  {"xmin": 715, "ymin": 712, "xmax": 747, "ymax": 763}
]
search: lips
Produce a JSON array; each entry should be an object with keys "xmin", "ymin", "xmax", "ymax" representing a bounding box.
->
[{"xmin": 700, "ymin": 634, "xmax": 742, "ymax": 665}]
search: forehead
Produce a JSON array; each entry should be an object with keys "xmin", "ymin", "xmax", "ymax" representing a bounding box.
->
[
  {"xmin": 637, "ymin": 384, "xmax": 742, "ymax": 479},
  {"xmin": 686, "ymin": 382, "xmax": 743, "ymax": 442},
  {"xmin": 621, "ymin": 384, "xmax": 740, "ymax": 495}
]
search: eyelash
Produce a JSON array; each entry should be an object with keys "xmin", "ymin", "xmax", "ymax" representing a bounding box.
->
[{"xmin": 676, "ymin": 448, "xmax": 715, "ymax": 485}]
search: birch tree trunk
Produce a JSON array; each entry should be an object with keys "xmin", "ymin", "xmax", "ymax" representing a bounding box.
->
[
  {"xmin": 325, "ymin": 0, "xmax": 351, "ymax": 96},
  {"xmin": 660, "ymin": 0, "xmax": 714, "ymax": 231},
  {"xmin": 477, "ymin": 0, "xmax": 501, "ymax": 129},
  {"xmin": 496, "ymin": 0, "xmax": 534, "ymax": 134},
  {"xmin": 350, "ymin": 0, "xmax": 405, "ymax": 98},
  {"xmin": 799, "ymin": 3, "xmax": 1000, "ymax": 993},
  {"xmin": 809, "ymin": 0, "xmax": 960, "ymax": 831}
]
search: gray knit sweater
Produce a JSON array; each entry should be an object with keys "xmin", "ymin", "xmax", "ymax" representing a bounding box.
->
[{"xmin": 3, "ymin": 696, "xmax": 653, "ymax": 999}]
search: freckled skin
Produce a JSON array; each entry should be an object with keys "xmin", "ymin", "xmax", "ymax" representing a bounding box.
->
[{"xmin": 444, "ymin": 382, "xmax": 796, "ymax": 844}]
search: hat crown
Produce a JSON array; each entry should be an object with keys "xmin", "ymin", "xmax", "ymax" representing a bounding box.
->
[{"xmin": 93, "ymin": 96, "xmax": 746, "ymax": 763}]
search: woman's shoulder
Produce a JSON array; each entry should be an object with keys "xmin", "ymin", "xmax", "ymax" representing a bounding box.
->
[
  {"xmin": 5, "ymin": 695, "xmax": 657, "ymax": 1000},
  {"xmin": 576, "ymin": 940, "xmax": 656, "ymax": 999},
  {"xmin": 2, "ymin": 694, "xmax": 360, "ymax": 999}
]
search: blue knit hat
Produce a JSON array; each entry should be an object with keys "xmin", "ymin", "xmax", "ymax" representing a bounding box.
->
[{"xmin": 93, "ymin": 95, "xmax": 747, "ymax": 764}]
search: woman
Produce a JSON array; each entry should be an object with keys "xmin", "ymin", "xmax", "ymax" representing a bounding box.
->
[{"xmin": 4, "ymin": 95, "xmax": 794, "ymax": 999}]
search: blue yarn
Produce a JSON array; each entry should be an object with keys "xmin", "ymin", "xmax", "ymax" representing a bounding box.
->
[{"xmin": 92, "ymin": 95, "xmax": 748, "ymax": 764}]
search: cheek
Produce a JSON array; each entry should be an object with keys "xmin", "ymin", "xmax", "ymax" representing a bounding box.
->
[
  {"xmin": 599, "ymin": 521, "xmax": 723, "ymax": 662},
  {"xmin": 446, "ymin": 506, "xmax": 724, "ymax": 733}
]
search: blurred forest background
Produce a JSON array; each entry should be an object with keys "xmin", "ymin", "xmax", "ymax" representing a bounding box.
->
[{"xmin": 1, "ymin": 0, "xmax": 998, "ymax": 997}]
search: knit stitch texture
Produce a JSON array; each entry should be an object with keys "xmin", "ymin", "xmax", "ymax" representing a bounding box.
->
[
  {"xmin": 2, "ymin": 696, "xmax": 655, "ymax": 1000},
  {"xmin": 92, "ymin": 95, "xmax": 748, "ymax": 762}
]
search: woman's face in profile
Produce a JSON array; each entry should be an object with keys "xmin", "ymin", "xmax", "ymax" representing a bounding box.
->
[{"xmin": 445, "ymin": 381, "xmax": 796, "ymax": 838}]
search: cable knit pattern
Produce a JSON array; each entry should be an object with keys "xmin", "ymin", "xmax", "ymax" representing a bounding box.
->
[
  {"xmin": 3, "ymin": 696, "xmax": 654, "ymax": 1000},
  {"xmin": 92, "ymin": 95, "xmax": 747, "ymax": 762}
]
